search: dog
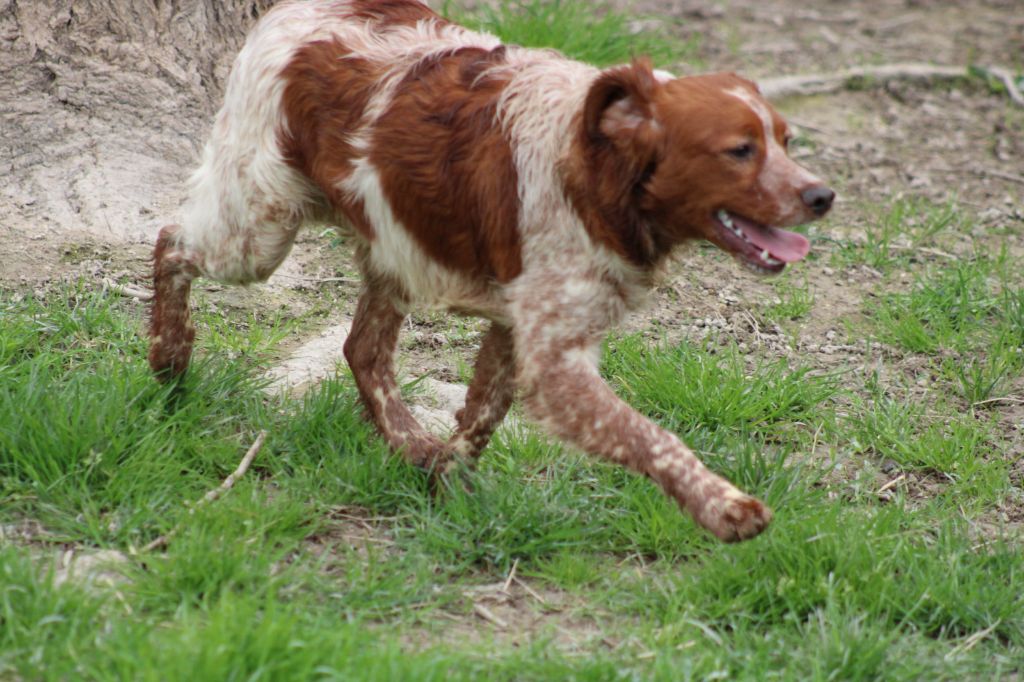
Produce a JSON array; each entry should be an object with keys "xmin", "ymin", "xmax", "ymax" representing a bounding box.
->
[{"xmin": 149, "ymin": 0, "xmax": 833, "ymax": 542}]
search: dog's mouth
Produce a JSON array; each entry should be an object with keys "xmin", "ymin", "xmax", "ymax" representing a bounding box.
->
[{"xmin": 710, "ymin": 209, "xmax": 810, "ymax": 275}]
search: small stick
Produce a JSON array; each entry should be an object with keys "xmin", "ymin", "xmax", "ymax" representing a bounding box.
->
[
  {"xmin": 102, "ymin": 277, "xmax": 154, "ymax": 301},
  {"xmin": 972, "ymin": 396, "xmax": 1024, "ymax": 408},
  {"xmin": 502, "ymin": 558, "xmax": 519, "ymax": 593},
  {"xmin": 985, "ymin": 169, "xmax": 1024, "ymax": 186},
  {"xmin": 809, "ymin": 422, "xmax": 824, "ymax": 457},
  {"xmin": 472, "ymin": 602, "xmax": 508, "ymax": 629},
  {"xmin": 307, "ymin": 276, "xmax": 361, "ymax": 284},
  {"xmin": 271, "ymin": 273, "xmax": 362, "ymax": 285},
  {"xmin": 339, "ymin": 533, "xmax": 395, "ymax": 546},
  {"xmin": 760, "ymin": 63, "xmax": 966, "ymax": 99},
  {"xmin": 932, "ymin": 167, "xmax": 1024, "ymax": 187},
  {"xmin": 141, "ymin": 431, "xmax": 267, "ymax": 553},
  {"xmin": 877, "ymin": 474, "xmax": 907, "ymax": 495},
  {"xmin": 986, "ymin": 66, "xmax": 1024, "ymax": 107},
  {"xmin": 872, "ymin": 14, "xmax": 917, "ymax": 34},
  {"xmin": 513, "ymin": 576, "xmax": 549, "ymax": 607},
  {"xmin": 887, "ymin": 244, "xmax": 958, "ymax": 261},
  {"xmin": 946, "ymin": 620, "xmax": 1002, "ymax": 659}
]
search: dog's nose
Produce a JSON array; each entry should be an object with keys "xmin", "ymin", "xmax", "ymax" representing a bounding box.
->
[{"xmin": 801, "ymin": 185, "xmax": 835, "ymax": 216}]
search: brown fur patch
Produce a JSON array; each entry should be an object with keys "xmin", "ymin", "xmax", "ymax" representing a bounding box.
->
[
  {"xmin": 370, "ymin": 46, "xmax": 522, "ymax": 282},
  {"xmin": 347, "ymin": 0, "xmax": 442, "ymax": 26},
  {"xmin": 563, "ymin": 59, "xmax": 670, "ymax": 268},
  {"xmin": 278, "ymin": 39, "xmax": 381, "ymax": 238}
]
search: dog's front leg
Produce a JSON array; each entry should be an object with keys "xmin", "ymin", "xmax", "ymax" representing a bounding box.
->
[
  {"xmin": 444, "ymin": 323, "xmax": 516, "ymax": 468},
  {"xmin": 344, "ymin": 280, "xmax": 447, "ymax": 469},
  {"xmin": 511, "ymin": 282, "xmax": 771, "ymax": 542}
]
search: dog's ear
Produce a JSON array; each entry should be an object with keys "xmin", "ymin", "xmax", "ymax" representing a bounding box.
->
[{"xmin": 584, "ymin": 58, "xmax": 660, "ymax": 144}]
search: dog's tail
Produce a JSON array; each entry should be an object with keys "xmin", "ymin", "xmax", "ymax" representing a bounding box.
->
[{"xmin": 148, "ymin": 224, "xmax": 198, "ymax": 380}]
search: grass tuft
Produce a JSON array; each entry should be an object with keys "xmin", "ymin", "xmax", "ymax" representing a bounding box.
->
[
  {"xmin": 866, "ymin": 260, "xmax": 998, "ymax": 353},
  {"xmin": 443, "ymin": 0, "xmax": 692, "ymax": 67},
  {"xmin": 603, "ymin": 334, "xmax": 839, "ymax": 438}
]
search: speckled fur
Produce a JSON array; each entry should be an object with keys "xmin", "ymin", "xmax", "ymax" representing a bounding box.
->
[{"xmin": 148, "ymin": 0, "xmax": 835, "ymax": 542}]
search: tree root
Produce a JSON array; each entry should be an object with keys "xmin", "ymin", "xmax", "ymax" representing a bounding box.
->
[{"xmin": 759, "ymin": 62, "xmax": 1023, "ymax": 108}]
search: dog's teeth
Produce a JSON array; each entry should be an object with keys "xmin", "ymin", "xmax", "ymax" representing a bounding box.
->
[
  {"xmin": 717, "ymin": 210, "xmax": 734, "ymax": 229},
  {"xmin": 761, "ymin": 249, "xmax": 770, "ymax": 261}
]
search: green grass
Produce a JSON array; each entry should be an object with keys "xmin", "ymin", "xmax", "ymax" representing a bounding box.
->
[
  {"xmin": 860, "ymin": 251, "xmax": 1024, "ymax": 414},
  {"xmin": 443, "ymin": 0, "xmax": 693, "ymax": 67},
  {"xmin": 603, "ymin": 334, "xmax": 839, "ymax": 437},
  {"xmin": 5, "ymin": 2, "xmax": 1022, "ymax": 677},
  {"xmin": 866, "ymin": 260, "xmax": 1000, "ymax": 353},
  {"xmin": 844, "ymin": 395, "xmax": 1004, "ymax": 482},
  {"xmin": 832, "ymin": 197, "xmax": 971, "ymax": 272},
  {"xmin": 767, "ymin": 271, "xmax": 816, "ymax": 322},
  {"xmin": 3, "ymin": 278, "xmax": 1021, "ymax": 679}
]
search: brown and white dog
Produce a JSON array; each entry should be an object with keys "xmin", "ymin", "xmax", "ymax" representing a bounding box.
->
[{"xmin": 149, "ymin": 0, "xmax": 833, "ymax": 542}]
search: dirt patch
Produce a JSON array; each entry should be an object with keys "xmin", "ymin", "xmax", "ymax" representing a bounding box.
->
[
  {"xmin": 657, "ymin": 0, "xmax": 1024, "ymax": 79},
  {"xmin": 433, "ymin": 579, "xmax": 615, "ymax": 654},
  {"xmin": 53, "ymin": 548, "xmax": 132, "ymax": 591}
]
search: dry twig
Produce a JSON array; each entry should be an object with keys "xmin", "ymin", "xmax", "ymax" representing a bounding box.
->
[
  {"xmin": 102, "ymin": 277, "xmax": 154, "ymax": 301},
  {"xmin": 887, "ymin": 244, "xmax": 958, "ymax": 261},
  {"xmin": 513, "ymin": 576, "xmax": 549, "ymax": 608},
  {"xmin": 271, "ymin": 273, "xmax": 362, "ymax": 285},
  {"xmin": 985, "ymin": 66, "xmax": 1024, "ymax": 107},
  {"xmin": 760, "ymin": 63, "xmax": 965, "ymax": 99},
  {"xmin": 945, "ymin": 620, "xmax": 1002, "ymax": 659},
  {"xmin": 933, "ymin": 166, "xmax": 1024, "ymax": 187},
  {"xmin": 972, "ymin": 396, "xmax": 1024, "ymax": 408},
  {"xmin": 877, "ymin": 474, "xmax": 907, "ymax": 496},
  {"xmin": 503, "ymin": 558, "xmax": 519, "ymax": 593},
  {"xmin": 472, "ymin": 602, "xmax": 509, "ymax": 629},
  {"xmin": 141, "ymin": 431, "xmax": 267, "ymax": 553}
]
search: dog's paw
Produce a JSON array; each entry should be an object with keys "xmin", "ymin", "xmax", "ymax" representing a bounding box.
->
[
  {"xmin": 422, "ymin": 455, "xmax": 477, "ymax": 496},
  {"xmin": 695, "ymin": 491, "xmax": 772, "ymax": 543},
  {"xmin": 148, "ymin": 335, "xmax": 193, "ymax": 381}
]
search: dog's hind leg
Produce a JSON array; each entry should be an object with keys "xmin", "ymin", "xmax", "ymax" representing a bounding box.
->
[
  {"xmin": 443, "ymin": 323, "xmax": 516, "ymax": 468},
  {"xmin": 344, "ymin": 276, "xmax": 448, "ymax": 469},
  {"xmin": 148, "ymin": 206, "xmax": 301, "ymax": 380},
  {"xmin": 149, "ymin": 224, "xmax": 200, "ymax": 379}
]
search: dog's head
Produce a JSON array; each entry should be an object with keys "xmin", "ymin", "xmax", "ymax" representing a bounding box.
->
[{"xmin": 577, "ymin": 60, "xmax": 833, "ymax": 274}]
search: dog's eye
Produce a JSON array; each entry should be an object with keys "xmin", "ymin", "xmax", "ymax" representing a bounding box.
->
[{"xmin": 727, "ymin": 143, "xmax": 754, "ymax": 160}]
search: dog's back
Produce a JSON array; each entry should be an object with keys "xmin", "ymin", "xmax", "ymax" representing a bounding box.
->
[{"xmin": 176, "ymin": 0, "xmax": 598, "ymax": 318}]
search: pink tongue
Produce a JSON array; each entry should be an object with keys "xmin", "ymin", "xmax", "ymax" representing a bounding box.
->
[{"xmin": 734, "ymin": 215, "xmax": 810, "ymax": 263}]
